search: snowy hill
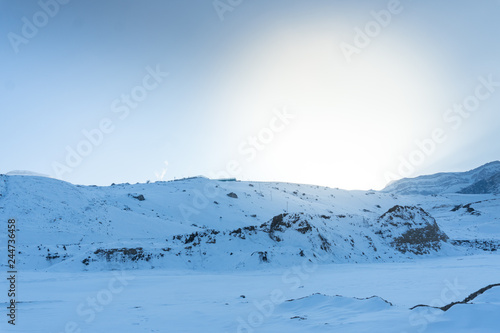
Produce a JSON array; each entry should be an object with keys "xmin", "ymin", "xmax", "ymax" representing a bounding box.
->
[
  {"xmin": 5, "ymin": 169, "xmax": 52, "ymax": 178},
  {"xmin": 1, "ymin": 167, "xmax": 499, "ymax": 272},
  {"xmin": 459, "ymin": 171, "xmax": 500, "ymax": 194},
  {"xmin": 1, "ymin": 168, "xmax": 500, "ymax": 333},
  {"xmin": 383, "ymin": 161, "xmax": 500, "ymax": 195}
]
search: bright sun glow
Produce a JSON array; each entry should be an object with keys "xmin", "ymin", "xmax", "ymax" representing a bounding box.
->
[{"xmin": 209, "ymin": 21, "xmax": 445, "ymax": 190}]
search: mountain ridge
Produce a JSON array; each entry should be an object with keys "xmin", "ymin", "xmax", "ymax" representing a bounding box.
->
[
  {"xmin": 382, "ymin": 161, "xmax": 500, "ymax": 195},
  {"xmin": 1, "ymin": 162, "xmax": 499, "ymax": 272}
]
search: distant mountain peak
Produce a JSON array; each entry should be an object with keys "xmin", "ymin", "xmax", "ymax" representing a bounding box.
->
[
  {"xmin": 459, "ymin": 171, "xmax": 500, "ymax": 194},
  {"xmin": 383, "ymin": 161, "xmax": 500, "ymax": 195}
]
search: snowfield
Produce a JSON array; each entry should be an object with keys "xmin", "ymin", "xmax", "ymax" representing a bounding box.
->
[
  {"xmin": 2, "ymin": 255, "xmax": 499, "ymax": 332},
  {"xmin": 1, "ymin": 162, "xmax": 499, "ymax": 332}
]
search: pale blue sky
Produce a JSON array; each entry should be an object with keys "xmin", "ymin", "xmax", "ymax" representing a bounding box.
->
[{"xmin": 1, "ymin": 0, "xmax": 499, "ymax": 189}]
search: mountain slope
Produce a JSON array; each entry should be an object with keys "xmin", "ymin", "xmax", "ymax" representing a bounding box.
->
[
  {"xmin": 383, "ymin": 161, "xmax": 500, "ymax": 195},
  {"xmin": 459, "ymin": 171, "xmax": 500, "ymax": 194},
  {"xmin": 1, "ymin": 169, "xmax": 499, "ymax": 271}
]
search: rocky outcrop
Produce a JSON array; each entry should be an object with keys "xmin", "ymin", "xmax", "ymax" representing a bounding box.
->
[{"xmin": 376, "ymin": 206, "xmax": 448, "ymax": 255}]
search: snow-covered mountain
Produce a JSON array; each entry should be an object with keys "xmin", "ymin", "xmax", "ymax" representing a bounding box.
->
[
  {"xmin": 459, "ymin": 171, "xmax": 500, "ymax": 194},
  {"xmin": 382, "ymin": 161, "xmax": 500, "ymax": 195},
  {"xmin": 1, "ymin": 163, "xmax": 499, "ymax": 272},
  {"xmin": 5, "ymin": 169, "xmax": 52, "ymax": 178},
  {"xmin": 1, "ymin": 165, "xmax": 499, "ymax": 333}
]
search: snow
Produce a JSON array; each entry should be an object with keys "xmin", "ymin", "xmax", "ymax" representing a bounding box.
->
[
  {"xmin": 383, "ymin": 161, "xmax": 500, "ymax": 195},
  {"xmin": 1, "ymin": 255, "xmax": 499, "ymax": 332},
  {"xmin": 0, "ymin": 164, "xmax": 499, "ymax": 332},
  {"xmin": 5, "ymin": 170, "xmax": 52, "ymax": 178}
]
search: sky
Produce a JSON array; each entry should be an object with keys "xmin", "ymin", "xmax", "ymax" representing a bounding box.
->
[{"xmin": 1, "ymin": 0, "xmax": 499, "ymax": 190}]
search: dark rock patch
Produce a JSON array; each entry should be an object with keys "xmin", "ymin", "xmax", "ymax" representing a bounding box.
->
[
  {"xmin": 376, "ymin": 206, "xmax": 448, "ymax": 255},
  {"xmin": 411, "ymin": 283, "xmax": 500, "ymax": 311},
  {"xmin": 129, "ymin": 194, "xmax": 145, "ymax": 201}
]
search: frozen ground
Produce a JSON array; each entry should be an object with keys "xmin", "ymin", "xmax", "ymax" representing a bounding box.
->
[
  {"xmin": 1, "ymin": 254, "xmax": 499, "ymax": 333},
  {"xmin": 1, "ymin": 163, "xmax": 499, "ymax": 332}
]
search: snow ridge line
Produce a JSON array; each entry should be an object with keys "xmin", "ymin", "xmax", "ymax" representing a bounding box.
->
[
  {"xmin": 409, "ymin": 283, "xmax": 500, "ymax": 311},
  {"xmin": 285, "ymin": 293, "xmax": 394, "ymax": 306}
]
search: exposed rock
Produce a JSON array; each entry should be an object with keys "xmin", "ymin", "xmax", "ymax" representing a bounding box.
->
[
  {"xmin": 450, "ymin": 203, "xmax": 480, "ymax": 215},
  {"xmin": 266, "ymin": 213, "xmax": 313, "ymax": 241},
  {"xmin": 411, "ymin": 283, "xmax": 500, "ymax": 311},
  {"xmin": 376, "ymin": 206, "xmax": 448, "ymax": 255},
  {"xmin": 129, "ymin": 193, "xmax": 145, "ymax": 201},
  {"xmin": 92, "ymin": 247, "xmax": 152, "ymax": 262},
  {"xmin": 252, "ymin": 251, "xmax": 268, "ymax": 263},
  {"xmin": 450, "ymin": 239, "xmax": 500, "ymax": 251}
]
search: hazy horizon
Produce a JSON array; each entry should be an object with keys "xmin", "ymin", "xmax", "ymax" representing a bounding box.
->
[{"xmin": 2, "ymin": 0, "xmax": 499, "ymax": 190}]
